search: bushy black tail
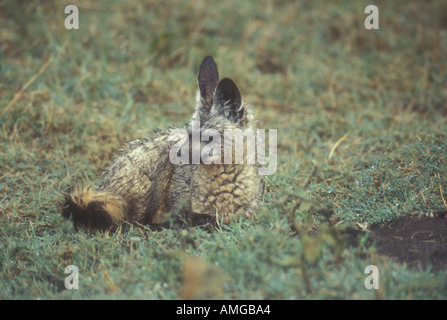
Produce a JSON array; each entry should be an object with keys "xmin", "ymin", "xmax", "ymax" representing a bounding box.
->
[{"xmin": 62, "ymin": 186, "xmax": 126, "ymax": 232}]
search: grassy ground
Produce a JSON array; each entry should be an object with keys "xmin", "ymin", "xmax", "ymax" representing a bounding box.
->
[{"xmin": 1, "ymin": 0, "xmax": 446, "ymax": 299}]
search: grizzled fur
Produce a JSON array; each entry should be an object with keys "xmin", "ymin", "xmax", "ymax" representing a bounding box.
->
[{"xmin": 62, "ymin": 56, "xmax": 262, "ymax": 231}]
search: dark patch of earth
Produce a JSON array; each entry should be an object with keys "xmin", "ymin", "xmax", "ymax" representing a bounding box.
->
[{"xmin": 368, "ymin": 213, "xmax": 447, "ymax": 270}]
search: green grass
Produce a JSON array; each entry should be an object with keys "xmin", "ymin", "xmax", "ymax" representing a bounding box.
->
[{"xmin": 1, "ymin": 0, "xmax": 447, "ymax": 299}]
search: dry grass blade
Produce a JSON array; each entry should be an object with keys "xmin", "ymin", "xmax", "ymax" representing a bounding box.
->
[
  {"xmin": 1, "ymin": 57, "xmax": 53, "ymax": 119},
  {"xmin": 328, "ymin": 133, "xmax": 348, "ymax": 160}
]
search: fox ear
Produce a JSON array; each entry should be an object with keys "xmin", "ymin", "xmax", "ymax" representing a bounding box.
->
[
  {"xmin": 197, "ymin": 56, "xmax": 219, "ymax": 109},
  {"xmin": 213, "ymin": 78, "xmax": 244, "ymax": 123}
]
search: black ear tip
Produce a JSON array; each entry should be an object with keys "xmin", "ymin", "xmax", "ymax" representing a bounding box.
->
[
  {"xmin": 202, "ymin": 56, "xmax": 215, "ymax": 64},
  {"xmin": 219, "ymin": 77, "xmax": 236, "ymax": 86},
  {"xmin": 198, "ymin": 56, "xmax": 220, "ymax": 102},
  {"xmin": 217, "ymin": 78, "xmax": 241, "ymax": 100},
  {"xmin": 198, "ymin": 56, "xmax": 218, "ymax": 73}
]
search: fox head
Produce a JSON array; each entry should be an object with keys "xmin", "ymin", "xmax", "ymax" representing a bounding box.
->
[{"xmin": 169, "ymin": 56, "xmax": 260, "ymax": 167}]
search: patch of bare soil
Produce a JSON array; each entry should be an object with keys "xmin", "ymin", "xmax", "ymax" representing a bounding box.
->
[{"xmin": 369, "ymin": 213, "xmax": 447, "ymax": 270}]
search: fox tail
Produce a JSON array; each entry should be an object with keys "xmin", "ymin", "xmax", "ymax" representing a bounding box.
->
[{"xmin": 62, "ymin": 186, "xmax": 126, "ymax": 231}]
